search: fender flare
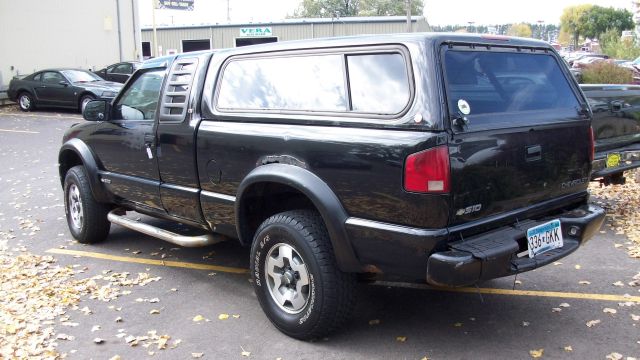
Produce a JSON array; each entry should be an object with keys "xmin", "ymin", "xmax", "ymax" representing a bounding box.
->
[
  {"xmin": 58, "ymin": 138, "xmax": 111, "ymax": 203},
  {"xmin": 236, "ymin": 163, "xmax": 363, "ymax": 273}
]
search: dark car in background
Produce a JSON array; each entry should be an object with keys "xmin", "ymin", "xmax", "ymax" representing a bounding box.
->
[
  {"xmin": 583, "ymin": 84, "xmax": 640, "ymax": 184},
  {"xmin": 7, "ymin": 69, "xmax": 122, "ymax": 112},
  {"xmin": 93, "ymin": 61, "xmax": 140, "ymax": 83}
]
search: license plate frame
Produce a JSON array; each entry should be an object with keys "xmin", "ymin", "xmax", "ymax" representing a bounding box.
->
[
  {"xmin": 526, "ymin": 219, "xmax": 563, "ymax": 258},
  {"xmin": 606, "ymin": 153, "xmax": 621, "ymax": 168}
]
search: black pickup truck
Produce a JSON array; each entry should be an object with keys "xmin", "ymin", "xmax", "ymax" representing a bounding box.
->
[
  {"xmin": 582, "ymin": 84, "xmax": 640, "ymax": 184},
  {"xmin": 58, "ymin": 34, "xmax": 605, "ymax": 339}
]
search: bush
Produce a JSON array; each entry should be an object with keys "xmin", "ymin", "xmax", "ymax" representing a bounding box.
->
[{"xmin": 581, "ymin": 61, "xmax": 633, "ymax": 84}]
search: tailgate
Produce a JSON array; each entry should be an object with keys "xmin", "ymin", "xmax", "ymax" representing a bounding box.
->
[{"xmin": 442, "ymin": 45, "xmax": 592, "ymax": 225}]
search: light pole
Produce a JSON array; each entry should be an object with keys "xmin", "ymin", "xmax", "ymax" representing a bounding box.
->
[{"xmin": 537, "ymin": 20, "xmax": 544, "ymax": 40}]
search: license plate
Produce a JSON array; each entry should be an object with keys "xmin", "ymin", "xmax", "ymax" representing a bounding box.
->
[
  {"xmin": 606, "ymin": 153, "xmax": 621, "ymax": 168},
  {"xmin": 526, "ymin": 219, "xmax": 563, "ymax": 258}
]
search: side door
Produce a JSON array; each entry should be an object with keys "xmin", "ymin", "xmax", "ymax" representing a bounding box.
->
[
  {"xmin": 87, "ymin": 68, "xmax": 166, "ymax": 209},
  {"xmin": 36, "ymin": 71, "xmax": 70, "ymax": 106}
]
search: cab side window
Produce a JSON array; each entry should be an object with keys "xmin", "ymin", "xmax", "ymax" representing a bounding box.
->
[
  {"xmin": 42, "ymin": 72, "xmax": 64, "ymax": 84},
  {"xmin": 113, "ymin": 69, "xmax": 165, "ymax": 121}
]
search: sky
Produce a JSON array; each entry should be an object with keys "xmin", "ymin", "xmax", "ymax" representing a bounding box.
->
[{"xmin": 139, "ymin": 0, "xmax": 635, "ymax": 27}]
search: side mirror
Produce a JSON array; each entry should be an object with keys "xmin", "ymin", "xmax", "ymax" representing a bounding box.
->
[
  {"xmin": 83, "ymin": 100, "xmax": 110, "ymax": 122},
  {"xmin": 59, "ymin": 80, "xmax": 69, "ymax": 87}
]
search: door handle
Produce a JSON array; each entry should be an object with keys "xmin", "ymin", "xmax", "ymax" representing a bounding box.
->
[{"xmin": 526, "ymin": 145, "xmax": 542, "ymax": 162}]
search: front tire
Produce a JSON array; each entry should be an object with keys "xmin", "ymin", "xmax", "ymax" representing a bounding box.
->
[
  {"xmin": 250, "ymin": 210, "xmax": 356, "ymax": 340},
  {"xmin": 18, "ymin": 92, "xmax": 35, "ymax": 112},
  {"xmin": 64, "ymin": 166, "xmax": 111, "ymax": 243},
  {"xmin": 79, "ymin": 95, "xmax": 95, "ymax": 113}
]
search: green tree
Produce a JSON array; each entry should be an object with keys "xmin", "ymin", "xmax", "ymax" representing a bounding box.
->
[
  {"xmin": 600, "ymin": 29, "xmax": 640, "ymax": 60},
  {"xmin": 560, "ymin": 4, "xmax": 593, "ymax": 48},
  {"xmin": 581, "ymin": 6, "xmax": 634, "ymax": 40},
  {"xmin": 359, "ymin": 0, "xmax": 424, "ymax": 16},
  {"xmin": 506, "ymin": 23, "xmax": 532, "ymax": 38},
  {"xmin": 293, "ymin": 0, "xmax": 360, "ymax": 18}
]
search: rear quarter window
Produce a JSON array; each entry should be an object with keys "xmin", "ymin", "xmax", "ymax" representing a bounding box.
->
[{"xmin": 444, "ymin": 51, "xmax": 580, "ymax": 117}]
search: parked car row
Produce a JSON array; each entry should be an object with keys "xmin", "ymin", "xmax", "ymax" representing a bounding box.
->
[
  {"xmin": 560, "ymin": 51, "xmax": 640, "ymax": 84},
  {"xmin": 7, "ymin": 61, "xmax": 139, "ymax": 112}
]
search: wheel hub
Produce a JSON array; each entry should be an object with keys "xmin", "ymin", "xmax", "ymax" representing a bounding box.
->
[
  {"xmin": 67, "ymin": 184, "xmax": 83, "ymax": 230},
  {"xmin": 20, "ymin": 95, "xmax": 30, "ymax": 109},
  {"xmin": 265, "ymin": 243, "xmax": 310, "ymax": 314}
]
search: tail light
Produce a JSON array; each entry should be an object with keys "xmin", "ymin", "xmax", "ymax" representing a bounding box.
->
[
  {"xmin": 404, "ymin": 146, "xmax": 451, "ymax": 193},
  {"xmin": 589, "ymin": 126, "xmax": 595, "ymax": 162}
]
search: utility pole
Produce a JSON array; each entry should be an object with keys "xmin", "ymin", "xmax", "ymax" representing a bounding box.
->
[
  {"xmin": 152, "ymin": 0, "xmax": 158, "ymax": 57},
  {"xmin": 406, "ymin": 0, "xmax": 411, "ymax": 32}
]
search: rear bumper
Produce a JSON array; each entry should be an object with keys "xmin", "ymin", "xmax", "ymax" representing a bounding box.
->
[{"xmin": 425, "ymin": 204, "xmax": 605, "ymax": 287}]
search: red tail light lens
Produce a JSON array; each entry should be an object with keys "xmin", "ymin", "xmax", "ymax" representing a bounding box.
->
[
  {"xmin": 589, "ymin": 126, "xmax": 595, "ymax": 162},
  {"xmin": 404, "ymin": 146, "xmax": 451, "ymax": 193}
]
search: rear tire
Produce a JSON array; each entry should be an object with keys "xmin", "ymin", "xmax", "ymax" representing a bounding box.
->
[
  {"xmin": 18, "ymin": 92, "xmax": 35, "ymax": 112},
  {"xmin": 250, "ymin": 210, "xmax": 356, "ymax": 340},
  {"xmin": 64, "ymin": 166, "xmax": 110, "ymax": 243}
]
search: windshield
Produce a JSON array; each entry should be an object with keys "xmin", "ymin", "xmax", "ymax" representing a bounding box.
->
[{"xmin": 61, "ymin": 70, "xmax": 102, "ymax": 83}]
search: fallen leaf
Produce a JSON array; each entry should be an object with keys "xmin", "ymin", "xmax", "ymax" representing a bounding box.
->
[
  {"xmin": 603, "ymin": 308, "xmax": 617, "ymax": 315},
  {"xmin": 109, "ymin": 356, "xmax": 121, "ymax": 360},
  {"xmin": 613, "ymin": 281, "xmax": 624, "ymax": 287},
  {"xmin": 218, "ymin": 314, "xmax": 229, "ymax": 320},
  {"xmin": 553, "ymin": 262, "xmax": 563, "ymax": 265},
  {"xmin": 149, "ymin": 298, "xmax": 160, "ymax": 303},
  {"xmin": 91, "ymin": 325, "xmax": 101, "ymax": 332},
  {"xmin": 453, "ymin": 322, "xmax": 463, "ymax": 327},
  {"xmin": 606, "ymin": 353, "xmax": 623, "ymax": 360},
  {"xmin": 631, "ymin": 314, "xmax": 639, "ymax": 321},
  {"xmin": 396, "ymin": 336, "xmax": 407, "ymax": 342},
  {"xmin": 368, "ymin": 319, "xmax": 380, "ymax": 325},
  {"xmin": 94, "ymin": 338, "xmax": 105, "ymax": 344},
  {"xmin": 115, "ymin": 316, "xmax": 123, "ymax": 323},
  {"xmin": 56, "ymin": 333, "xmax": 74, "ymax": 340},
  {"xmin": 578, "ymin": 280, "xmax": 591, "ymax": 285},
  {"xmin": 522, "ymin": 321, "xmax": 530, "ymax": 327},
  {"xmin": 559, "ymin": 303, "xmax": 570, "ymax": 308},
  {"xmin": 150, "ymin": 309, "xmax": 160, "ymax": 315},
  {"xmin": 614, "ymin": 243, "xmax": 623, "ymax": 248},
  {"xmin": 125, "ymin": 335, "xmax": 137, "ymax": 343},
  {"xmin": 514, "ymin": 280, "xmax": 522, "ymax": 285},
  {"xmin": 193, "ymin": 315, "xmax": 205, "ymax": 322},
  {"xmin": 241, "ymin": 346, "xmax": 251, "ymax": 357},
  {"xmin": 232, "ymin": 314, "xmax": 240, "ymax": 319},
  {"xmin": 192, "ymin": 353, "xmax": 204, "ymax": 358},
  {"xmin": 586, "ymin": 319, "xmax": 601, "ymax": 327},
  {"xmin": 529, "ymin": 349, "xmax": 544, "ymax": 358},
  {"xmin": 564, "ymin": 345, "xmax": 573, "ymax": 352},
  {"xmin": 574, "ymin": 265, "xmax": 581, "ymax": 270},
  {"xmin": 552, "ymin": 308, "xmax": 562, "ymax": 313}
]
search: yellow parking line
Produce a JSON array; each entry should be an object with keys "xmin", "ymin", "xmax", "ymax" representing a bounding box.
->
[
  {"xmin": 47, "ymin": 248, "xmax": 640, "ymax": 303},
  {"xmin": 374, "ymin": 281, "xmax": 640, "ymax": 303},
  {"xmin": 46, "ymin": 248, "xmax": 249, "ymax": 274},
  {"xmin": 0, "ymin": 128, "xmax": 39, "ymax": 134}
]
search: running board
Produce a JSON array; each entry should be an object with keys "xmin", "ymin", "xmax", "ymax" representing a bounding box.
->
[{"xmin": 107, "ymin": 210, "xmax": 225, "ymax": 248}]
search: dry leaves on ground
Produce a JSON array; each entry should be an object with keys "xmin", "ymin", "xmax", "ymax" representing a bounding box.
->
[
  {"xmin": 0, "ymin": 242, "xmax": 166, "ymax": 359},
  {"xmin": 589, "ymin": 169, "xmax": 640, "ymax": 258}
]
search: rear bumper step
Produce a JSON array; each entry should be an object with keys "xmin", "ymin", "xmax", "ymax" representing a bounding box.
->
[
  {"xmin": 426, "ymin": 204, "xmax": 605, "ymax": 287},
  {"xmin": 107, "ymin": 210, "xmax": 226, "ymax": 247}
]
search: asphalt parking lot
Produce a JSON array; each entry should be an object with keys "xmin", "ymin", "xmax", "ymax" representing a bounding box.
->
[{"xmin": 0, "ymin": 106, "xmax": 639, "ymax": 359}]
